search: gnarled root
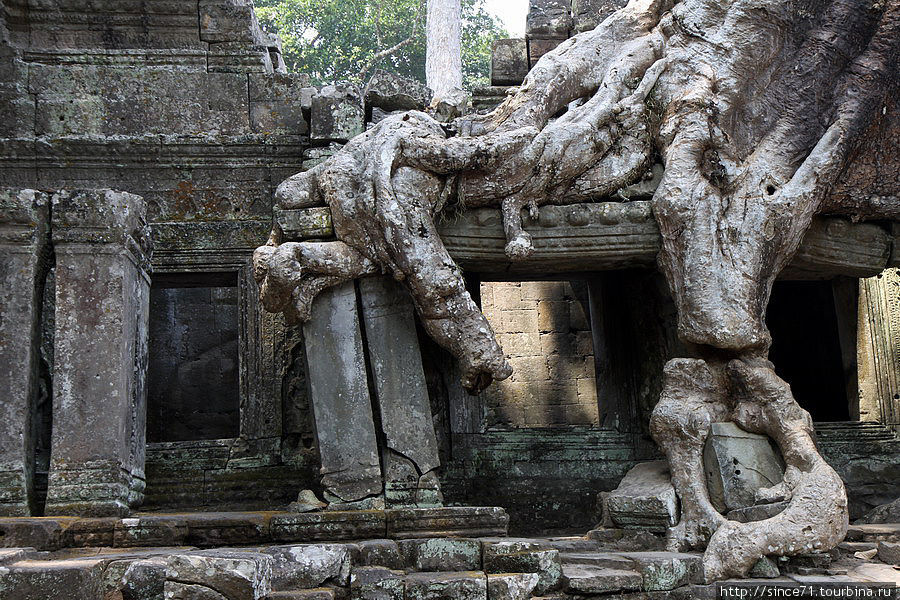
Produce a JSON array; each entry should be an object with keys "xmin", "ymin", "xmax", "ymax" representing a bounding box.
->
[
  {"xmin": 650, "ymin": 358, "xmax": 730, "ymax": 551},
  {"xmin": 702, "ymin": 360, "xmax": 848, "ymax": 582},
  {"xmin": 651, "ymin": 357, "xmax": 849, "ymax": 581}
]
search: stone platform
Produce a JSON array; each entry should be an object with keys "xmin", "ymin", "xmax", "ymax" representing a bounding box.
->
[
  {"xmin": 0, "ymin": 507, "xmax": 509, "ymax": 552},
  {"xmin": 1, "ymin": 526, "xmax": 897, "ymax": 599}
]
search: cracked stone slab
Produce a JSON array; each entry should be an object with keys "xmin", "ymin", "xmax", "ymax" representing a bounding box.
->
[{"xmin": 703, "ymin": 422, "xmax": 785, "ymax": 513}]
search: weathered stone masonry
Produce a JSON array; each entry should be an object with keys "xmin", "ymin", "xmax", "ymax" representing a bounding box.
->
[{"xmin": 0, "ymin": 0, "xmax": 899, "ymax": 536}]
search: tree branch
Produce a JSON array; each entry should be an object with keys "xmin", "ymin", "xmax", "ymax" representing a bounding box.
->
[{"xmin": 355, "ymin": 1, "xmax": 424, "ymax": 81}]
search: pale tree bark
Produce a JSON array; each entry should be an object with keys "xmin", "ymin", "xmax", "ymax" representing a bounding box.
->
[
  {"xmin": 426, "ymin": 0, "xmax": 464, "ymax": 101},
  {"xmin": 255, "ymin": 0, "xmax": 899, "ymax": 580}
]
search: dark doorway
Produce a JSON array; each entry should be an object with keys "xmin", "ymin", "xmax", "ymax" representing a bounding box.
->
[
  {"xmin": 767, "ymin": 280, "xmax": 850, "ymax": 422},
  {"xmin": 147, "ymin": 272, "xmax": 240, "ymax": 442}
]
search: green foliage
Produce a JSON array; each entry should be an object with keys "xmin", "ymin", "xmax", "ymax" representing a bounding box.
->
[{"xmin": 254, "ymin": 0, "xmax": 508, "ymax": 89}]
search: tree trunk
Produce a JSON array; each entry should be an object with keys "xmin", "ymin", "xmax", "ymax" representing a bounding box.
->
[
  {"xmin": 426, "ymin": 0, "xmax": 463, "ymax": 100},
  {"xmin": 256, "ymin": 0, "xmax": 899, "ymax": 580}
]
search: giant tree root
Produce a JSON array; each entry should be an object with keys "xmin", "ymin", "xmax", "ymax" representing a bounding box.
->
[
  {"xmin": 651, "ymin": 357, "xmax": 849, "ymax": 581},
  {"xmin": 254, "ymin": 0, "xmax": 895, "ymax": 578}
]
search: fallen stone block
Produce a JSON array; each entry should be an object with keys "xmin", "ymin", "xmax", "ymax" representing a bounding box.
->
[
  {"xmin": 486, "ymin": 572, "xmax": 540, "ymax": 600},
  {"xmin": 311, "ymin": 84, "xmax": 364, "ymax": 142},
  {"xmin": 165, "ymin": 581, "xmax": 230, "ymax": 599},
  {"xmin": 0, "ymin": 517, "xmax": 68, "ymax": 550},
  {"xmin": 857, "ymin": 496, "xmax": 900, "ymax": 524},
  {"xmin": 704, "ymin": 422, "xmax": 784, "ymax": 513},
  {"xmin": 261, "ymin": 544, "xmax": 350, "ymax": 590},
  {"xmin": 404, "ymin": 571, "xmax": 487, "ymax": 600},
  {"xmin": 364, "ymin": 70, "xmax": 431, "ymax": 112},
  {"xmin": 603, "ymin": 461, "xmax": 679, "ymax": 532},
  {"xmin": 876, "ymin": 541, "xmax": 900, "ymax": 565},
  {"xmin": 399, "ymin": 538, "xmax": 481, "ymax": 572},
  {"xmin": 0, "ymin": 547, "xmax": 36, "ymax": 564}
]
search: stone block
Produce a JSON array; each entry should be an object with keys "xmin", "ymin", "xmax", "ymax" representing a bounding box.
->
[
  {"xmin": 603, "ymin": 461, "xmax": 679, "ymax": 532},
  {"xmin": 486, "ymin": 573, "xmax": 540, "ymax": 600},
  {"xmin": 0, "ymin": 556, "xmax": 106, "ymax": 600},
  {"xmin": 498, "ymin": 333, "xmax": 542, "ymax": 357},
  {"xmin": 562, "ymin": 566, "xmax": 641, "ymax": 595},
  {"xmin": 208, "ymin": 42, "xmax": 274, "ymax": 73},
  {"xmin": 398, "ymin": 538, "xmax": 481, "ymax": 572},
  {"xmin": 618, "ymin": 551, "xmax": 702, "ymax": 591},
  {"xmin": 261, "ymin": 544, "xmax": 351, "ymax": 590},
  {"xmin": 45, "ymin": 190, "xmax": 151, "ymax": 517},
  {"xmin": 120, "ymin": 557, "xmax": 167, "ymax": 600},
  {"xmin": 857, "ymin": 496, "xmax": 900, "ymax": 524},
  {"xmin": 385, "ymin": 507, "xmax": 508, "ymax": 539},
  {"xmin": 483, "ymin": 540, "xmax": 561, "ymax": 595},
  {"xmin": 703, "ymin": 422, "xmax": 784, "ymax": 513},
  {"xmin": 200, "ymin": 0, "xmax": 268, "ymax": 44},
  {"xmin": 271, "ymin": 511, "xmax": 387, "ymax": 543},
  {"xmin": 114, "ymin": 515, "xmax": 189, "ymax": 547},
  {"xmin": 877, "ymin": 541, "xmax": 900, "ymax": 565},
  {"xmin": 570, "ymin": 0, "xmax": 627, "ymax": 32},
  {"xmin": 165, "ymin": 550, "xmax": 273, "ymax": 600},
  {"xmin": 508, "ymin": 356, "xmax": 549, "ymax": 383},
  {"xmin": 748, "ymin": 556, "xmax": 780, "ymax": 578},
  {"xmin": 311, "ymin": 84, "xmax": 365, "ymax": 142},
  {"xmin": 0, "ymin": 517, "xmax": 69, "ymax": 550},
  {"xmin": 526, "ymin": 0, "xmax": 573, "ymax": 37},
  {"xmin": 527, "ymin": 38, "xmax": 566, "ymax": 68},
  {"xmin": 352, "ymin": 540, "xmax": 404, "ymax": 570},
  {"xmin": 180, "ymin": 513, "xmax": 268, "ymax": 547},
  {"xmin": 302, "ymin": 282, "xmax": 382, "ymax": 503},
  {"xmin": 404, "ymin": 571, "xmax": 487, "ymax": 600},
  {"xmin": 364, "ymin": 70, "xmax": 432, "ymax": 111},
  {"xmin": 350, "ymin": 566, "xmax": 405, "ymax": 600},
  {"xmin": 249, "ymin": 73, "xmax": 311, "ymax": 135},
  {"xmin": 491, "ymin": 39, "xmax": 529, "ymax": 86},
  {"xmin": 586, "ymin": 527, "xmax": 666, "ymax": 551},
  {"xmin": 358, "ymin": 277, "xmax": 442, "ymax": 508},
  {"xmin": 0, "ymin": 189, "xmax": 50, "ymax": 517}
]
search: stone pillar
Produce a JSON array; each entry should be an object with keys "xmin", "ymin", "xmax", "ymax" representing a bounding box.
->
[
  {"xmin": 302, "ymin": 281, "xmax": 383, "ymax": 506},
  {"xmin": 358, "ymin": 276, "xmax": 442, "ymax": 507},
  {"xmin": 45, "ymin": 190, "xmax": 151, "ymax": 517},
  {"xmin": 858, "ymin": 268, "xmax": 900, "ymax": 429},
  {"xmin": 0, "ymin": 189, "xmax": 50, "ymax": 516}
]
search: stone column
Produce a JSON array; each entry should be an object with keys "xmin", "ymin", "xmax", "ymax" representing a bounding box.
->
[
  {"xmin": 0, "ymin": 189, "xmax": 50, "ymax": 516},
  {"xmin": 302, "ymin": 281, "xmax": 383, "ymax": 506},
  {"xmin": 45, "ymin": 190, "xmax": 151, "ymax": 517},
  {"xmin": 858, "ymin": 268, "xmax": 900, "ymax": 429},
  {"xmin": 358, "ymin": 276, "xmax": 442, "ymax": 507}
]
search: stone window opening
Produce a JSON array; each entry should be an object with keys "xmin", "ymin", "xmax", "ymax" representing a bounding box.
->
[{"xmin": 147, "ymin": 271, "xmax": 240, "ymax": 443}]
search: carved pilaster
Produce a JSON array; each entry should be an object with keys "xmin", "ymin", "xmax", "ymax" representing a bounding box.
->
[{"xmin": 45, "ymin": 189, "xmax": 151, "ymax": 516}]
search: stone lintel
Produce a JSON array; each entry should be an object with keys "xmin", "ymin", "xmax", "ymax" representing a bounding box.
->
[
  {"xmin": 276, "ymin": 203, "xmax": 898, "ymax": 279},
  {"xmin": 0, "ymin": 189, "xmax": 51, "ymax": 516}
]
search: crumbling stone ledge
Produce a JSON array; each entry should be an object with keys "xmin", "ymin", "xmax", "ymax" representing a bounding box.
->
[{"xmin": 0, "ymin": 507, "xmax": 509, "ymax": 552}]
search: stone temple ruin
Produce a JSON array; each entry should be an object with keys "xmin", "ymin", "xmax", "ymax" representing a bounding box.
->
[{"xmin": 1, "ymin": 0, "xmax": 899, "ymax": 598}]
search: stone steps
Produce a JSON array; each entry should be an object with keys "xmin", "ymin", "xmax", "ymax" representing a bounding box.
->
[
  {"xmin": 558, "ymin": 549, "xmax": 703, "ymax": 594},
  {"xmin": 562, "ymin": 565, "xmax": 643, "ymax": 595}
]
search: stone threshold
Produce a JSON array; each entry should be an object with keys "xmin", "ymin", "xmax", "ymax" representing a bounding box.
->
[{"xmin": 0, "ymin": 506, "xmax": 509, "ymax": 552}]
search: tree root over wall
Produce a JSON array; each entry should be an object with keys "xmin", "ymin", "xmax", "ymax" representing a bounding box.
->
[{"xmin": 254, "ymin": 0, "xmax": 899, "ymax": 581}]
